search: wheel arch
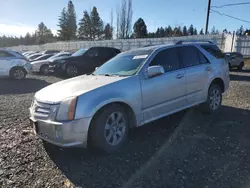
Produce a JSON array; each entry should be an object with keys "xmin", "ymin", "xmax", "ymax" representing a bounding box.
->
[
  {"xmin": 9, "ymin": 66, "xmax": 27, "ymax": 76},
  {"xmin": 209, "ymin": 77, "xmax": 225, "ymax": 93},
  {"xmin": 87, "ymin": 101, "xmax": 137, "ymax": 146}
]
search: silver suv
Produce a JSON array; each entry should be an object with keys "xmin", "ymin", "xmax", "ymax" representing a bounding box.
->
[
  {"xmin": 0, "ymin": 49, "xmax": 31, "ymax": 79},
  {"xmin": 29, "ymin": 41, "xmax": 230, "ymax": 153}
]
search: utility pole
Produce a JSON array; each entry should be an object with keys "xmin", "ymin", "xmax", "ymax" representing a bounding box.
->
[
  {"xmin": 231, "ymin": 31, "xmax": 235, "ymax": 52},
  {"xmin": 205, "ymin": 0, "xmax": 211, "ymax": 34}
]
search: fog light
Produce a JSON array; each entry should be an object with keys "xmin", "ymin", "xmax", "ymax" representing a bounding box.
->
[{"xmin": 55, "ymin": 125, "xmax": 62, "ymax": 140}]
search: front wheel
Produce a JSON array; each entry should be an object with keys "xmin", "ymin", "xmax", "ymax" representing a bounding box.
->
[
  {"xmin": 66, "ymin": 64, "xmax": 78, "ymax": 77},
  {"xmin": 40, "ymin": 64, "xmax": 49, "ymax": 75},
  {"xmin": 10, "ymin": 67, "xmax": 26, "ymax": 80},
  {"xmin": 89, "ymin": 104, "xmax": 129, "ymax": 153},
  {"xmin": 201, "ymin": 84, "xmax": 222, "ymax": 114}
]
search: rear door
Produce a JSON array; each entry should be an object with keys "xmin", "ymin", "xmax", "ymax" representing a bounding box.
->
[
  {"xmin": 0, "ymin": 50, "xmax": 15, "ymax": 76},
  {"xmin": 178, "ymin": 46, "xmax": 212, "ymax": 105}
]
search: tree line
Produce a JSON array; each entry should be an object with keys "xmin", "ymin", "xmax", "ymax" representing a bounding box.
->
[{"xmin": 0, "ymin": 0, "xmax": 249, "ymax": 48}]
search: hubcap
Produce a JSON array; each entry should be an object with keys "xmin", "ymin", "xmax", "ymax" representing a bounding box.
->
[
  {"xmin": 104, "ymin": 112, "xmax": 126, "ymax": 146},
  {"xmin": 14, "ymin": 69, "xmax": 25, "ymax": 79},
  {"xmin": 209, "ymin": 88, "xmax": 221, "ymax": 110},
  {"xmin": 43, "ymin": 66, "xmax": 49, "ymax": 74},
  {"xmin": 67, "ymin": 66, "xmax": 78, "ymax": 77}
]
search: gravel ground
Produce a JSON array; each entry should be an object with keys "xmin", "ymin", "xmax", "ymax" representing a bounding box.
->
[{"xmin": 0, "ymin": 70, "xmax": 250, "ymax": 188}]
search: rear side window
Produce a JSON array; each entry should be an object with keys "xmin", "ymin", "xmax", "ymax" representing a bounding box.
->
[
  {"xmin": 201, "ymin": 45, "xmax": 225, "ymax": 59},
  {"xmin": 150, "ymin": 48, "xmax": 180, "ymax": 72},
  {"xmin": 0, "ymin": 51, "xmax": 14, "ymax": 57},
  {"xmin": 179, "ymin": 46, "xmax": 200, "ymax": 68}
]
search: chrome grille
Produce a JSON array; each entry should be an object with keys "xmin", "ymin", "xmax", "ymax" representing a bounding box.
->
[{"xmin": 32, "ymin": 100, "xmax": 58, "ymax": 119}]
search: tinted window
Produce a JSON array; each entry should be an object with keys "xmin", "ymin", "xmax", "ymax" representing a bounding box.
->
[
  {"xmin": 179, "ymin": 47, "xmax": 200, "ymax": 68},
  {"xmin": 150, "ymin": 48, "xmax": 180, "ymax": 72},
  {"xmin": 201, "ymin": 45, "xmax": 225, "ymax": 59},
  {"xmin": 0, "ymin": 51, "xmax": 14, "ymax": 57},
  {"xmin": 198, "ymin": 50, "xmax": 209, "ymax": 64},
  {"xmin": 87, "ymin": 48, "xmax": 99, "ymax": 57}
]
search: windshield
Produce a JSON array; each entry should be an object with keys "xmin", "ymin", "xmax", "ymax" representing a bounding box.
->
[
  {"xmin": 93, "ymin": 50, "xmax": 152, "ymax": 76},
  {"xmin": 48, "ymin": 53, "xmax": 70, "ymax": 60},
  {"xmin": 72, "ymin": 49, "xmax": 87, "ymax": 57}
]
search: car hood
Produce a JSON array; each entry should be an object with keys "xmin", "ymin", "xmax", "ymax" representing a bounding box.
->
[
  {"xmin": 30, "ymin": 60, "xmax": 48, "ymax": 65},
  {"xmin": 35, "ymin": 75, "xmax": 126, "ymax": 104}
]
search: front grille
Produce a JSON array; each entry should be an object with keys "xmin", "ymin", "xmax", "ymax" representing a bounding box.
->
[{"xmin": 32, "ymin": 100, "xmax": 58, "ymax": 120}]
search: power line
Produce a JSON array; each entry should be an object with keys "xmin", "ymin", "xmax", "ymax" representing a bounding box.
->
[
  {"xmin": 211, "ymin": 2, "xmax": 250, "ymax": 8},
  {"xmin": 210, "ymin": 9, "xmax": 250, "ymax": 24}
]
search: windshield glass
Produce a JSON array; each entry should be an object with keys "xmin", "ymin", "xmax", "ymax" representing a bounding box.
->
[
  {"xmin": 48, "ymin": 53, "xmax": 70, "ymax": 60},
  {"xmin": 72, "ymin": 49, "xmax": 87, "ymax": 57},
  {"xmin": 93, "ymin": 49, "xmax": 153, "ymax": 76}
]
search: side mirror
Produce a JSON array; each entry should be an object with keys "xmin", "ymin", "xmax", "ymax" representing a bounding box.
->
[
  {"xmin": 147, "ymin": 65, "xmax": 164, "ymax": 78},
  {"xmin": 95, "ymin": 67, "xmax": 99, "ymax": 70}
]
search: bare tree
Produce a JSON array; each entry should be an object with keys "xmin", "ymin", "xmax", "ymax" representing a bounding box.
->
[
  {"xmin": 116, "ymin": 4, "xmax": 120, "ymax": 39},
  {"xmin": 111, "ymin": 8, "xmax": 114, "ymax": 39},
  {"xmin": 116, "ymin": 0, "xmax": 133, "ymax": 39},
  {"xmin": 125, "ymin": 0, "xmax": 133, "ymax": 38}
]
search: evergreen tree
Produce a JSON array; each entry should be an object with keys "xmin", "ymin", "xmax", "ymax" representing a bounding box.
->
[
  {"xmin": 90, "ymin": 6, "xmax": 103, "ymax": 40},
  {"xmin": 223, "ymin": 28, "xmax": 228, "ymax": 34},
  {"xmin": 215, "ymin": 29, "xmax": 219, "ymax": 34},
  {"xmin": 188, "ymin": 24, "xmax": 194, "ymax": 35},
  {"xmin": 133, "ymin": 18, "xmax": 147, "ymax": 38},
  {"xmin": 237, "ymin": 25, "xmax": 244, "ymax": 36},
  {"xmin": 199, "ymin": 29, "xmax": 204, "ymax": 35},
  {"xmin": 36, "ymin": 22, "xmax": 54, "ymax": 44},
  {"xmin": 78, "ymin": 11, "xmax": 91, "ymax": 40},
  {"xmin": 165, "ymin": 26, "xmax": 173, "ymax": 37},
  {"xmin": 57, "ymin": 8, "xmax": 68, "ymax": 40},
  {"xmin": 173, "ymin": 26, "xmax": 182, "ymax": 36},
  {"xmin": 211, "ymin": 26, "xmax": 216, "ymax": 34},
  {"xmin": 183, "ymin": 26, "xmax": 188, "ymax": 36},
  {"xmin": 194, "ymin": 28, "xmax": 198, "ymax": 35},
  {"xmin": 103, "ymin": 23, "xmax": 113, "ymax": 39},
  {"xmin": 66, "ymin": 0, "xmax": 77, "ymax": 40}
]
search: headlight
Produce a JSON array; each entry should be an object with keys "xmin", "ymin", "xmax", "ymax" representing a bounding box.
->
[
  {"xmin": 60, "ymin": 60, "xmax": 66, "ymax": 63},
  {"xmin": 56, "ymin": 96, "xmax": 77, "ymax": 121}
]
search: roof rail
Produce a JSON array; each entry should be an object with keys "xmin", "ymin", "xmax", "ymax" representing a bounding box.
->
[{"xmin": 176, "ymin": 40, "xmax": 214, "ymax": 45}]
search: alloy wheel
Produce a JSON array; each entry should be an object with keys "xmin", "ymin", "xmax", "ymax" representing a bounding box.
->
[{"xmin": 104, "ymin": 112, "xmax": 126, "ymax": 146}]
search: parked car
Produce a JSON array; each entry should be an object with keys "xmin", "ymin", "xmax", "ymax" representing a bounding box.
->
[
  {"xmin": 30, "ymin": 54, "xmax": 54, "ymax": 62},
  {"xmin": 49, "ymin": 47, "xmax": 121, "ymax": 77},
  {"xmin": 27, "ymin": 53, "xmax": 43, "ymax": 61},
  {"xmin": 31, "ymin": 52, "xmax": 72, "ymax": 74},
  {"xmin": 30, "ymin": 41, "xmax": 230, "ymax": 153},
  {"xmin": 0, "ymin": 49, "xmax": 31, "ymax": 79},
  {"xmin": 41, "ymin": 50, "xmax": 61, "ymax": 55},
  {"xmin": 224, "ymin": 52, "xmax": 244, "ymax": 70}
]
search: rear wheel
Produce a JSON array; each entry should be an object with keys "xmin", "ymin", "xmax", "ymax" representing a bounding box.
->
[
  {"xmin": 201, "ymin": 84, "xmax": 222, "ymax": 114},
  {"xmin": 66, "ymin": 64, "xmax": 78, "ymax": 77},
  {"xmin": 89, "ymin": 104, "xmax": 129, "ymax": 153},
  {"xmin": 40, "ymin": 64, "xmax": 49, "ymax": 75},
  {"xmin": 10, "ymin": 67, "xmax": 26, "ymax": 80}
]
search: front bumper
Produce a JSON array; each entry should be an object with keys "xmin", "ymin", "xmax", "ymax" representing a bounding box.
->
[{"xmin": 29, "ymin": 116, "xmax": 92, "ymax": 148}]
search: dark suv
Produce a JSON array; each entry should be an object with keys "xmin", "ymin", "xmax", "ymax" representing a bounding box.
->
[{"xmin": 49, "ymin": 47, "xmax": 121, "ymax": 77}]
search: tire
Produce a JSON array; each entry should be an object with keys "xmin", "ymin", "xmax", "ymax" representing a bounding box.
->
[
  {"xmin": 10, "ymin": 67, "xmax": 26, "ymax": 80},
  {"xmin": 238, "ymin": 62, "xmax": 244, "ymax": 70},
  {"xmin": 201, "ymin": 84, "xmax": 222, "ymax": 114},
  {"xmin": 40, "ymin": 64, "xmax": 49, "ymax": 75},
  {"xmin": 89, "ymin": 104, "xmax": 129, "ymax": 153},
  {"xmin": 66, "ymin": 64, "xmax": 78, "ymax": 78}
]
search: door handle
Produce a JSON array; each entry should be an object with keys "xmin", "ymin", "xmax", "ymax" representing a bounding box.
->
[
  {"xmin": 205, "ymin": 67, "xmax": 212, "ymax": 71},
  {"xmin": 176, "ymin": 73, "xmax": 184, "ymax": 79}
]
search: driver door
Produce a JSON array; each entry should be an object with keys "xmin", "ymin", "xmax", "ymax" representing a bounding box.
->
[{"xmin": 140, "ymin": 47, "xmax": 186, "ymax": 123}]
